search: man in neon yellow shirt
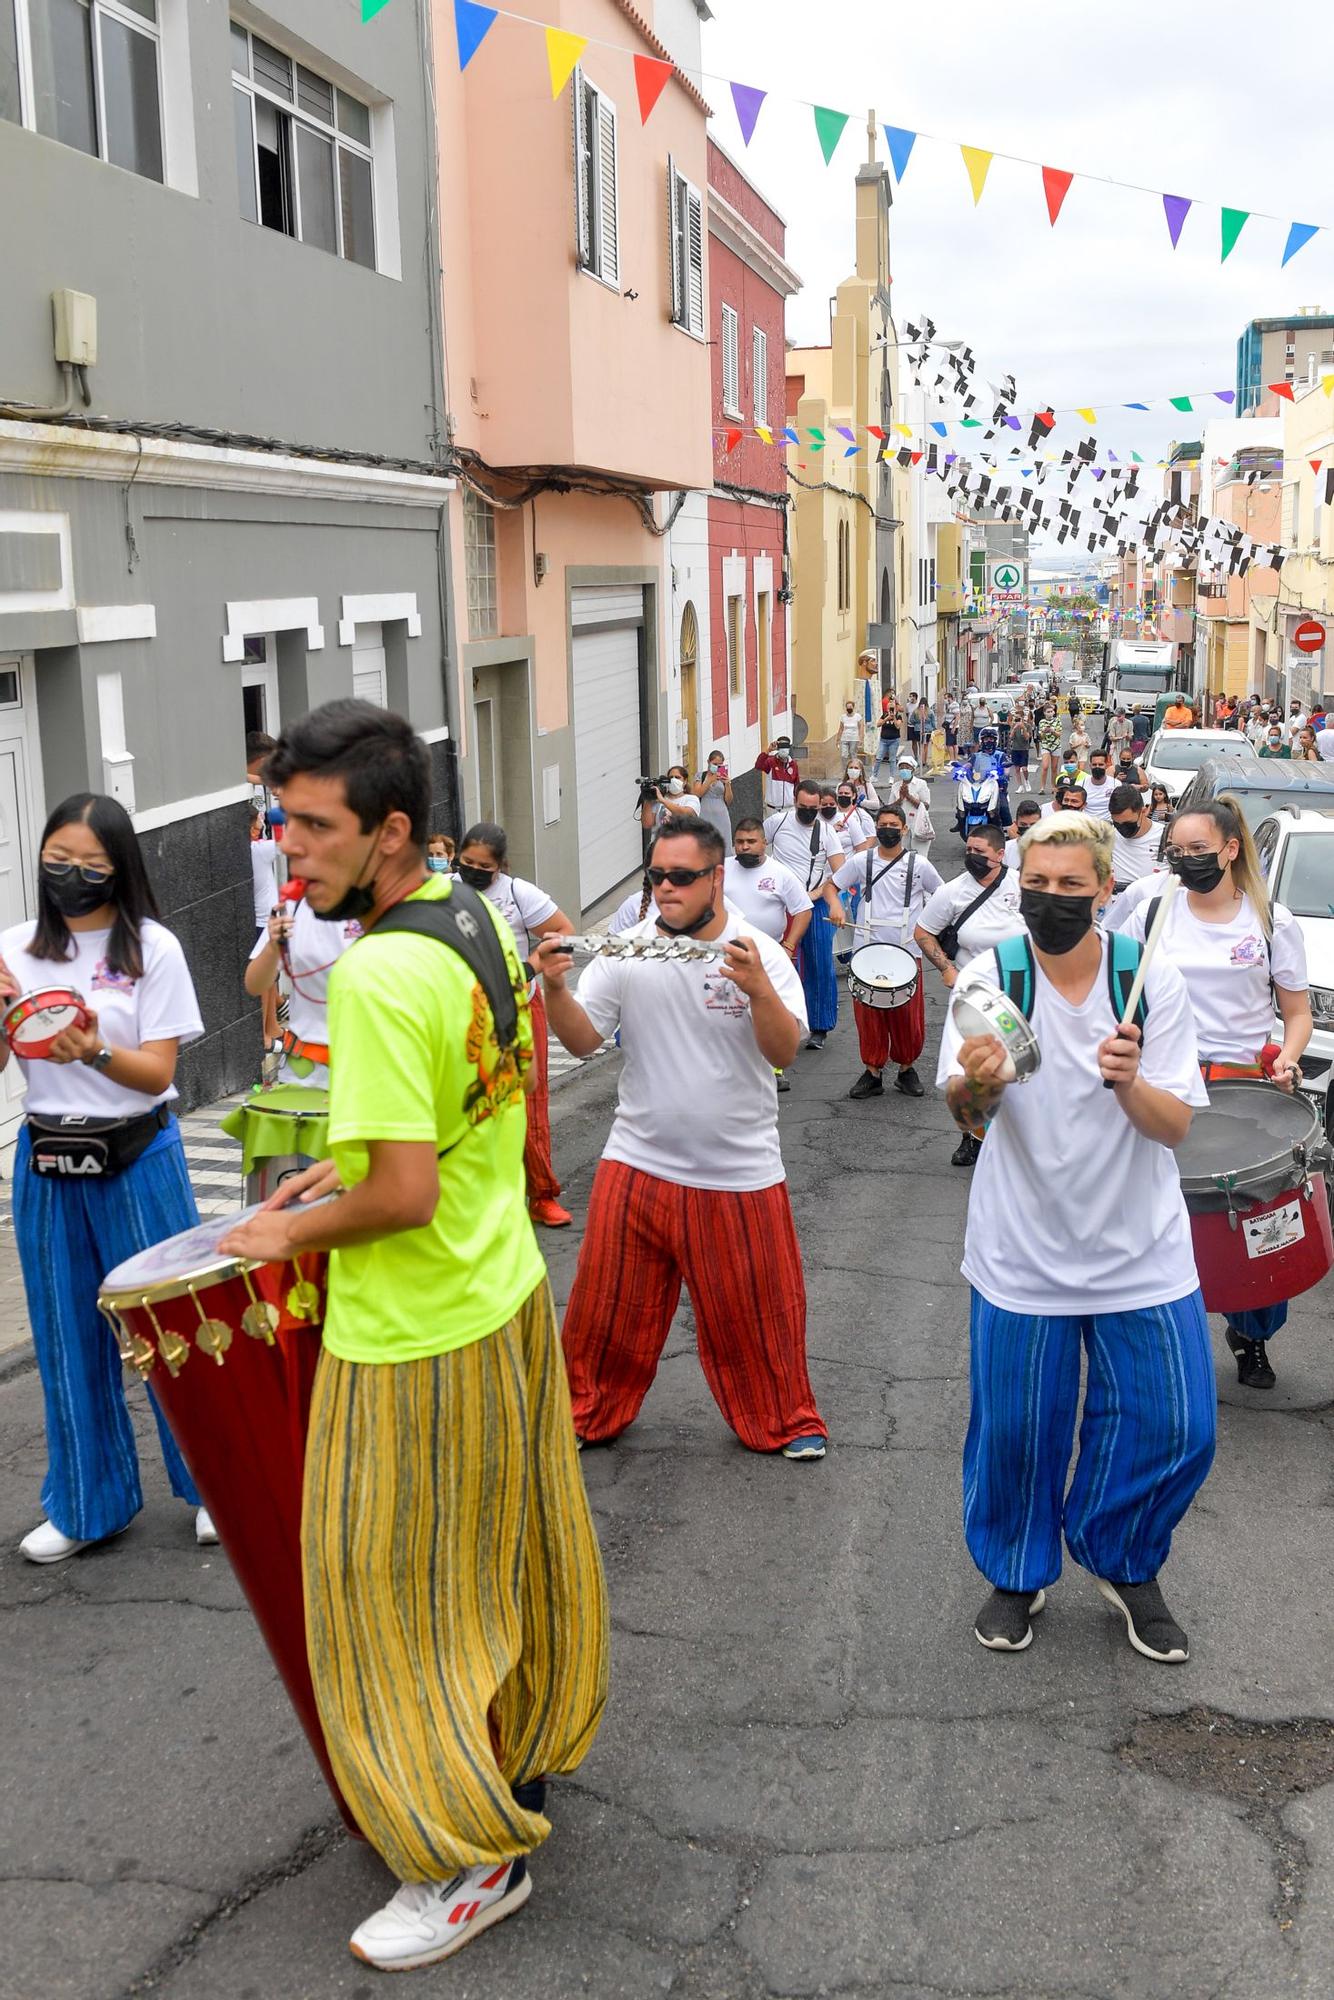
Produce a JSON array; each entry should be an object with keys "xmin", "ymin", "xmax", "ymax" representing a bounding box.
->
[{"xmin": 223, "ymin": 700, "xmax": 607, "ymax": 1974}]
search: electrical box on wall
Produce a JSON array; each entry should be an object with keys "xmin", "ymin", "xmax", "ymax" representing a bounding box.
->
[
  {"xmin": 52, "ymin": 289, "xmax": 97, "ymax": 367},
  {"xmin": 541, "ymin": 765, "xmax": 561, "ymax": 826}
]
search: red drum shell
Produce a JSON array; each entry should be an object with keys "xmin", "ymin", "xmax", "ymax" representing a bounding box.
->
[
  {"xmin": 3, "ymin": 986, "xmax": 90, "ymax": 1058},
  {"xmin": 1189, "ymin": 1176, "xmax": 1333, "ymax": 1312}
]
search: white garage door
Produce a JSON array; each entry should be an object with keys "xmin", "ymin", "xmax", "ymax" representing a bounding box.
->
[{"xmin": 572, "ymin": 604, "xmax": 643, "ymax": 911}]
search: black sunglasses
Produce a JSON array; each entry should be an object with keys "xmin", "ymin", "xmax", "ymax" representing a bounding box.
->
[{"xmin": 646, "ymin": 863, "xmax": 717, "ymax": 888}]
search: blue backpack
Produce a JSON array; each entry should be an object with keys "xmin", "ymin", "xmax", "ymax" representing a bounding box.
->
[{"xmin": 993, "ymin": 930, "xmax": 1149, "ymax": 1031}]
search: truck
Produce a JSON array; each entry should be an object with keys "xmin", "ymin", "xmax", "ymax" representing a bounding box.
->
[{"xmin": 1109, "ymin": 640, "xmax": 1177, "ymax": 710}]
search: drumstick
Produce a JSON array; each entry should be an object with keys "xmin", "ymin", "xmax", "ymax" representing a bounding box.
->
[{"xmin": 1103, "ymin": 874, "xmax": 1178, "ymax": 1090}]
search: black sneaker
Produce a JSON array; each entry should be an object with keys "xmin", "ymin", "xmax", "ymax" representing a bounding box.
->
[
  {"xmin": 950, "ymin": 1132, "xmax": 980, "ymax": 1167},
  {"xmin": 805, "ymin": 1031, "xmax": 827, "ymax": 1051},
  {"xmin": 894, "ymin": 1065, "xmax": 925, "ymax": 1097},
  {"xmin": 974, "ymin": 1586, "xmax": 1046, "ymax": 1652},
  {"xmin": 1225, "ymin": 1327, "xmax": 1276, "ymax": 1389},
  {"xmin": 1095, "ymin": 1577, "xmax": 1188, "ymax": 1663},
  {"xmin": 848, "ymin": 1068, "xmax": 884, "ymax": 1099}
]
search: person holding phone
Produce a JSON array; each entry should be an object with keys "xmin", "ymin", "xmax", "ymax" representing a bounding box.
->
[{"xmin": 694, "ymin": 750, "xmax": 734, "ymax": 840}]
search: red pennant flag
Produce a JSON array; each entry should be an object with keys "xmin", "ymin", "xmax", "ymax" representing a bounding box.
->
[
  {"xmin": 910, "ymin": 450, "xmax": 923, "ymax": 464},
  {"xmin": 633, "ymin": 53, "xmax": 674, "ymax": 124},
  {"xmin": 866, "ymin": 425, "xmax": 885, "ymax": 441},
  {"xmin": 723, "ymin": 428, "xmax": 744, "ymax": 452},
  {"xmin": 1269, "ymin": 382, "xmax": 1296, "ymax": 401},
  {"xmin": 1041, "ymin": 166, "xmax": 1073, "ymax": 225},
  {"xmin": 1035, "ymin": 409, "xmax": 1057, "ymax": 430},
  {"xmin": 1312, "ymin": 460, "xmax": 1324, "ymax": 474}
]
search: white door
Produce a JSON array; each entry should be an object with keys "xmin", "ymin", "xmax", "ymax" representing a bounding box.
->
[
  {"xmin": 352, "ymin": 622, "xmax": 387, "ymax": 706},
  {"xmin": 571, "ymin": 602, "xmax": 643, "ymax": 910},
  {"xmin": 0, "ymin": 659, "xmax": 41, "ymax": 1139}
]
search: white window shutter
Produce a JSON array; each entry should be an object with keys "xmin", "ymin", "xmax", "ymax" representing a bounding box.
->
[
  {"xmin": 572, "ymin": 68, "xmax": 591, "ymax": 268},
  {"xmin": 685, "ymin": 184, "xmax": 704, "ymax": 336},
  {"xmin": 597, "ymin": 97, "xmax": 619, "ymax": 284},
  {"xmin": 667, "ymin": 156, "xmax": 683, "ymax": 324},
  {"xmin": 722, "ymin": 306, "xmax": 739, "ymax": 413},
  {"xmin": 753, "ymin": 327, "xmax": 767, "ymax": 425}
]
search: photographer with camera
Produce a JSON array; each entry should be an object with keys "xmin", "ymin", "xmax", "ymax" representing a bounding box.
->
[
  {"xmin": 756, "ymin": 736, "xmax": 800, "ymax": 812},
  {"xmin": 638, "ymin": 765, "xmax": 700, "ymax": 834}
]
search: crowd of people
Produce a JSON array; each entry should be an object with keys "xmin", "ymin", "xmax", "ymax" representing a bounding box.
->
[{"xmin": 0, "ymin": 680, "xmax": 1320, "ymax": 1973}]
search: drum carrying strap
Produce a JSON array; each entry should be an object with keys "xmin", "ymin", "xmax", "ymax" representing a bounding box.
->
[
  {"xmin": 991, "ymin": 931, "xmax": 1149, "ymax": 1033},
  {"xmin": 373, "ymin": 884, "xmax": 520, "ymax": 1052}
]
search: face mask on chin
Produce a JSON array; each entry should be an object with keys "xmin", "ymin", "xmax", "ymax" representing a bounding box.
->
[
  {"xmin": 323, "ymin": 830, "xmax": 382, "ymax": 923},
  {"xmin": 734, "ymin": 850, "xmax": 763, "ymax": 870}
]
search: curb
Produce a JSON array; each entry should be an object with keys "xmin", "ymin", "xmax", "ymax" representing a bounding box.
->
[{"xmin": 0, "ymin": 1341, "xmax": 35, "ymax": 1386}]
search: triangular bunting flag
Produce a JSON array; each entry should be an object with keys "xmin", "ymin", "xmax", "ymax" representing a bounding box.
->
[
  {"xmin": 883, "ymin": 126, "xmax": 917, "ymax": 181},
  {"xmin": 755, "ymin": 426, "xmax": 773, "ymax": 445},
  {"xmin": 545, "ymin": 26, "xmax": 585, "ymax": 97},
  {"xmin": 1124, "ymin": 402, "xmax": 1150, "ymax": 411},
  {"xmin": 808, "ymin": 429, "xmax": 826, "ymax": 447},
  {"xmin": 1076, "ymin": 407, "xmax": 1097, "ymax": 424},
  {"xmin": 1323, "ymin": 377, "xmax": 1334, "ymax": 398},
  {"xmin": 633, "ymin": 54, "xmax": 673, "ymax": 124},
  {"xmin": 813, "ymin": 105, "xmax": 850, "ymax": 166},
  {"xmin": 1214, "ymin": 390, "xmax": 1236, "ymax": 404},
  {"xmin": 1310, "ymin": 460, "xmax": 1323, "ymax": 475},
  {"xmin": 1035, "ymin": 409, "xmax": 1057, "ymax": 430},
  {"xmin": 930, "ymin": 421, "xmax": 948, "ymax": 436},
  {"xmin": 1169, "ymin": 397, "xmax": 1193, "ymax": 412},
  {"xmin": 1162, "ymin": 193, "xmax": 1191, "ymax": 248},
  {"xmin": 894, "ymin": 424, "xmax": 914, "ymax": 438},
  {"xmin": 960, "ymin": 417, "xmax": 981, "ymax": 429},
  {"xmin": 834, "ymin": 426, "xmax": 856, "ymax": 442},
  {"xmin": 866, "ymin": 426, "xmax": 885, "ymax": 441},
  {"xmin": 452, "ymin": 0, "xmax": 496, "ymax": 65},
  {"xmin": 723, "ymin": 429, "xmax": 743, "ymax": 452},
  {"xmin": 1282, "ymin": 222, "xmax": 1319, "ymax": 267},
  {"xmin": 910, "ymin": 451, "xmax": 923, "ymax": 464},
  {"xmin": 729, "ymin": 81, "xmax": 765, "ymax": 147},
  {"xmin": 961, "ymin": 146, "xmax": 994, "ymax": 204},
  {"xmin": 780, "ymin": 427, "xmax": 800, "ymax": 444},
  {"xmin": 1269, "ymin": 382, "xmax": 1296, "ymax": 401},
  {"xmin": 1042, "ymin": 167, "xmax": 1074, "ymax": 226},
  {"xmin": 362, "ymin": 0, "xmax": 393, "ymax": 18},
  {"xmin": 1220, "ymin": 207, "xmax": 1249, "ymax": 261},
  {"xmin": 843, "ymin": 445, "xmax": 861, "ymax": 458}
]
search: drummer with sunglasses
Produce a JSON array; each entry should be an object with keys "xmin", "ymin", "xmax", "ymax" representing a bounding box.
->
[
  {"xmin": 0, "ymin": 793, "xmax": 211, "ymax": 1564},
  {"xmin": 832, "ymin": 801, "xmax": 942, "ymax": 1103},
  {"xmin": 1121, "ymin": 797, "xmax": 1311, "ymax": 1391}
]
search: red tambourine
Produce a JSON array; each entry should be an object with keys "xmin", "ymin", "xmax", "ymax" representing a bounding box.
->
[{"xmin": 3, "ymin": 987, "xmax": 92, "ymax": 1059}]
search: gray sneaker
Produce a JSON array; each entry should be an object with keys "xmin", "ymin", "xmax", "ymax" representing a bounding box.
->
[
  {"xmin": 974, "ymin": 1586, "xmax": 1046, "ymax": 1651},
  {"xmin": 1095, "ymin": 1577, "xmax": 1188, "ymax": 1663}
]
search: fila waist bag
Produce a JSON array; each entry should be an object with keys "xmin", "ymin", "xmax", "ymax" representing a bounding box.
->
[{"xmin": 26, "ymin": 1102, "xmax": 171, "ymax": 1180}]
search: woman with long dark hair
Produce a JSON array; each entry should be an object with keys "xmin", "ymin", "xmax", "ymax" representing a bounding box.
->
[{"xmin": 0, "ymin": 793, "xmax": 210, "ymax": 1562}]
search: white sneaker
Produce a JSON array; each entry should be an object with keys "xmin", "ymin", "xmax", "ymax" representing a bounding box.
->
[
  {"xmin": 20, "ymin": 1519, "xmax": 96, "ymax": 1564},
  {"xmin": 349, "ymin": 1858, "xmax": 530, "ymax": 1971},
  {"xmin": 195, "ymin": 1507, "xmax": 219, "ymax": 1546}
]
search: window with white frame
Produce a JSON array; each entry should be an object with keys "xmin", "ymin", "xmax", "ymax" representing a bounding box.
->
[
  {"xmin": 753, "ymin": 327, "xmax": 768, "ymax": 427},
  {"xmin": 2, "ymin": 0, "xmax": 164, "ymax": 181},
  {"xmin": 667, "ymin": 155, "xmax": 703, "ymax": 337},
  {"xmin": 231, "ymin": 22, "xmax": 376, "ymax": 269},
  {"xmin": 721, "ymin": 304, "xmax": 740, "ymax": 417},
  {"xmin": 464, "ymin": 488, "xmax": 498, "ymax": 641},
  {"xmin": 571, "ymin": 66, "xmax": 618, "ymax": 287},
  {"xmin": 727, "ymin": 594, "xmax": 743, "ymax": 697}
]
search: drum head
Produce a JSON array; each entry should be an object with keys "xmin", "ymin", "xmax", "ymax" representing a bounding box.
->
[
  {"xmin": 100, "ymin": 1208, "xmax": 267, "ymax": 1303},
  {"xmin": 1176, "ymin": 1079, "xmax": 1320, "ymax": 1188},
  {"xmin": 849, "ymin": 943, "xmax": 917, "ymax": 989},
  {"xmin": 6, "ymin": 989, "xmax": 86, "ymax": 1050}
]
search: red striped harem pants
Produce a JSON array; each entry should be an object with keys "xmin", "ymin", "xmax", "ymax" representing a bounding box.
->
[
  {"xmin": 561, "ymin": 1160, "xmax": 825, "ymax": 1452},
  {"xmin": 523, "ymin": 987, "xmax": 560, "ymax": 1204}
]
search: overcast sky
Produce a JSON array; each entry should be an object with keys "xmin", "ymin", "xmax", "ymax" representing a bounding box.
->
[{"xmin": 697, "ymin": 0, "xmax": 1331, "ymax": 553}]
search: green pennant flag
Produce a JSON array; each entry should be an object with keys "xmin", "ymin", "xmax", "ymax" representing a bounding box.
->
[
  {"xmin": 1131, "ymin": 452, "xmax": 1143, "ymax": 463},
  {"xmin": 813, "ymin": 105, "xmax": 850, "ymax": 166},
  {"xmin": 1220, "ymin": 207, "xmax": 1249, "ymax": 261},
  {"xmin": 960, "ymin": 417, "xmax": 981, "ymax": 428},
  {"xmin": 1169, "ymin": 397, "xmax": 1193, "ymax": 412},
  {"xmin": 362, "ymin": 0, "xmax": 394, "ymax": 18}
]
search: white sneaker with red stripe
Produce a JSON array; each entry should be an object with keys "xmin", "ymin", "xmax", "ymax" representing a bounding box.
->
[{"xmin": 349, "ymin": 1857, "xmax": 530, "ymax": 1971}]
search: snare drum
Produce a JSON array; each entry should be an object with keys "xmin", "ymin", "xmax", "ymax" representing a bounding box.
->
[
  {"xmin": 220, "ymin": 1084, "xmax": 330, "ymax": 1204},
  {"xmin": 847, "ymin": 943, "xmax": 920, "ymax": 1012},
  {"xmin": 3, "ymin": 987, "xmax": 91, "ymax": 1059},
  {"xmin": 1176, "ymin": 1080, "xmax": 1334, "ymax": 1311},
  {"xmin": 97, "ymin": 1210, "xmax": 359, "ymax": 1837}
]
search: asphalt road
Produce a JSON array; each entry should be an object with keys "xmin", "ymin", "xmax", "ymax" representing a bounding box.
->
[{"xmin": 2, "ymin": 804, "xmax": 1333, "ymax": 2000}]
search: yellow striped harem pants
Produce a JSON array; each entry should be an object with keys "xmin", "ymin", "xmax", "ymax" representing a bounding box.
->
[{"xmin": 301, "ymin": 1279, "xmax": 609, "ymax": 1882}]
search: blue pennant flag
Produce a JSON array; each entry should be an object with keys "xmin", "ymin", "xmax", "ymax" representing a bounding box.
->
[{"xmin": 883, "ymin": 125, "xmax": 917, "ymax": 182}]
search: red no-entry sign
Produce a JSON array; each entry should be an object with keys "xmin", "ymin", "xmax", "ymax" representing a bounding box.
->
[{"xmin": 1293, "ymin": 620, "xmax": 1326, "ymax": 653}]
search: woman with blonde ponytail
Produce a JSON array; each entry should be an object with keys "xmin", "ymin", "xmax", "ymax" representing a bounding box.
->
[{"xmin": 1123, "ymin": 793, "xmax": 1312, "ymax": 1391}]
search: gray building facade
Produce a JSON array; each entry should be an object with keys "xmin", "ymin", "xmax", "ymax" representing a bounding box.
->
[{"xmin": 0, "ymin": 0, "xmax": 455, "ymax": 1122}]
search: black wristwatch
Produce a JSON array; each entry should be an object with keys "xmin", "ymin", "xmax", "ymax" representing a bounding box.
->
[{"xmin": 87, "ymin": 1045, "xmax": 114, "ymax": 1072}]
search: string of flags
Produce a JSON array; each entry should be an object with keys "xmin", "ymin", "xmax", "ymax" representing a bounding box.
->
[{"xmin": 380, "ymin": 0, "xmax": 1334, "ymax": 267}]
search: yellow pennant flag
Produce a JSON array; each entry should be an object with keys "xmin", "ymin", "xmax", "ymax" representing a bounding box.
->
[
  {"xmin": 755, "ymin": 425, "xmax": 774, "ymax": 445},
  {"xmin": 1323, "ymin": 373, "xmax": 1334, "ymax": 397},
  {"xmin": 894, "ymin": 422, "xmax": 914, "ymax": 437},
  {"xmin": 546, "ymin": 26, "xmax": 586, "ymax": 98},
  {"xmin": 1076, "ymin": 407, "xmax": 1097, "ymax": 424},
  {"xmin": 960, "ymin": 146, "xmax": 994, "ymax": 205}
]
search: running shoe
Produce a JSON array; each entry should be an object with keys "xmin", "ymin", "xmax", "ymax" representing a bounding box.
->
[
  {"xmin": 529, "ymin": 1198, "xmax": 572, "ymax": 1229},
  {"xmin": 781, "ymin": 1434, "xmax": 827, "ymax": 1460},
  {"xmin": 848, "ymin": 1069, "xmax": 884, "ymax": 1099},
  {"xmin": 974, "ymin": 1586, "xmax": 1045, "ymax": 1651},
  {"xmin": 1095, "ymin": 1577, "xmax": 1188, "ymax": 1663},
  {"xmin": 349, "ymin": 1858, "xmax": 530, "ymax": 1971},
  {"xmin": 894, "ymin": 1066, "xmax": 925, "ymax": 1097}
]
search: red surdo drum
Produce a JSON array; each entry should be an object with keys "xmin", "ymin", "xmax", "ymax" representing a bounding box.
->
[
  {"xmin": 1176, "ymin": 1080, "xmax": 1334, "ymax": 1312},
  {"xmin": 97, "ymin": 1210, "xmax": 360, "ymax": 1836},
  {"xmin": 4, "ymin": 987, "xmax": 91, "ymax": 1058}
]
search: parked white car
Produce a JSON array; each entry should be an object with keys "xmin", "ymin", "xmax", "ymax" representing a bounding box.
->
[
  {"xmin": 1254, "ymin": 808, "xmax": 1334, "ymax": 1136},
  {"xmin": 1142, "ymin": 728, "xmax": 1250, "ymax": 802}
]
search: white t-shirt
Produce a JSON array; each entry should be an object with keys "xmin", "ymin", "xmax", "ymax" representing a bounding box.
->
[
  {"xmin": 764, "ymin": 810, "xmax": 844, "ymax": 893},
  {"xmin": 249, "ymin": 899, "xmax": 359, "ymax": 1088},
  {"xmin": 251, "ymin": 837, "xmax": 280, "ymax": 925},
  {"xmin": 832, "ymin": 805, "xmax": 877, "ymax": 852},
  {"xmin": 651, "ymin": 792, "xmax": 699, "ymax": 827},
  {"xmin": 721, "ymin": 856, "xmax": 812, "ymax": 943},
  {"xmin": 1112, "ymin": 819, "xmax": 1165, "ymax": 885},
  {"xmin": 574, "ymin": 910, "xmax": 808, "ymax": 1191},
  {"xmin": 1, "ymin": 918, "xmax": 204, "ymax": 1118},
  {"xmin": 937, "ymin": 941, "xmax": 1207, "ymax": 1314},
  {"xmin": 485, "ymin": 873, "xmax": 558, "ymax": 960},
  {"xmin": 1122, "ymin": 892, "xmax": 1307, "ymax": 1061},
  {"xmin": 1317, "ymin": 726, "xmax": 1334, "ymax": 763},
  {"xmin": 609, "ymin": 887, "xmax": 657, "ymax": 935},
  {"xmin": 832, "ymin": 848, "xmax": 943, "ymax": 958},
  {"xmin": 919, "ymin": 867, "xmax": 1025, "ymax": 969},
  {"xmin": 1082, "ymin": 775, "xmax": 1117, "ymax": 821}
]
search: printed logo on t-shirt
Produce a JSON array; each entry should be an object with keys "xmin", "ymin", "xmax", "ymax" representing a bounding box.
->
[
  {"xmin": 343, "ymin": 920, "xmax": 364, "ymax": 942},
  {"xmin": 90, "ymin": 959, "xmax": 137, "ymax": 995},
  {"xmin": 701, "ymin": 970, "xmax": 748, "ymax": 1018},
  {"xmin": 462, "ymin": 976, "xmax": 531, "ymax": 1127},
  {"xmin": 1229, "ymin": 934, "xmax": 1266, "ymax": 968}
]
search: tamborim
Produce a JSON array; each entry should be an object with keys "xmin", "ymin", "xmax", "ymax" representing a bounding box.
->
[
  {"xmin": 3, "ymin": 987, "xmax": 91, "ymax": 1059},
  {"xmin": 98, "ymin": 1207, "xmax": 360, "ymax": 1837},
  {"xmin": 1175, "ymin": 1079, "xmax": 1333, "ymax": 1311},
  {"xmin": 949, "ymin": 977, "xmax": 1041, "ymax": 1083},
  {"xmin": 847, "ymin": 943, "xmax": 920, "ymax": 1012}
]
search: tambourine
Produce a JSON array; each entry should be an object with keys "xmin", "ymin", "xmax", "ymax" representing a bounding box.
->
[{"xmin": 3, "ymin": 987, "xmax": 92, "ymax": 1060}]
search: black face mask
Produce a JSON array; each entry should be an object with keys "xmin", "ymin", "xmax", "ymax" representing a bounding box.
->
[
  {"xmin": 795, "ymin": 805, "xmax": 818, "ymax": 825},
  {"xmin": 323, "ymin": 831, "xmax": 382, "ymax": 924},
  {"xmin": 1169, "ymin": 850, "xmax": 1228, "ymax": 894},
  {"xmin": 41, "ymin": 865, "xmax": 115, "ymax": 918},
  {"xmin": 877, "ymin": 827, "xmax": 902, "ymax": 851},
  {"xmin": 963, "ymin": 851, "xmax": 994, "ymax": 881},
  {"xmin": 1019, "ymin": 887, "xmax": 1098, "ymax": 955},
  {"xmin": 1091, "ymin": 767, "xmax": 1108, "ymax": 783},
  {"xmin": 734, "ymin": 850, "xmax": 763, "ymax": 869},
  {"xmin": 837, "ymin": 794, "xmax": 855, "ymax": 808},
  {"xmin": 819, "ymin": 806, "xmax": 838, "ymax": 820}
]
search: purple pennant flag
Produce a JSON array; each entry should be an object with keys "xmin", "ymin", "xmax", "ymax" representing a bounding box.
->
[
  {"xmin": 1092, "ymin": 469, "xmax": 1106, "ymax": 482},
  {"xmin": 1213, "ymin": 389, "xmax": 1235, "ymax": 404},
  {"xmin": 729, "ymin": 81, "xmax": 766, "ymax": 148},
  {"xmin": 1004, "ymin": 414, "xmax": 1022, "ymax": 430},
  {"xmin": 835, "ymin": 426, "xmax": 856, "ymax": 441},
  {"xmin": 945, "ymin": 453, "xmax": 957, "ymax": 465},
  {"xmin": 1162, "ymin": 193, "xmax": 1192, "ymax": 249}
]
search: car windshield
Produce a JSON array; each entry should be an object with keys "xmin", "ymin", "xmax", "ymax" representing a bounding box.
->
[
  {"xmin": 1151, "ymin": 737, "xmax": 1235, "ymax": 772},
  {"xmin": 1273, "ymin": 833, "xmax": 1334, "ymax": 917},
  {"xmin": 1229, "ymin": 788, "xmax": 1334, "ymax": 831}
]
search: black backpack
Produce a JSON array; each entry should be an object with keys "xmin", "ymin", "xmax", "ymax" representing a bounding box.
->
[{"xmin": 374, "ymin": 882, "xmax": 520, "ymax": 1051}]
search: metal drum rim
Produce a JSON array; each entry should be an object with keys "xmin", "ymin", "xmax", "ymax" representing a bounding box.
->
[{"xmin": 1177, "ymin": 1078, "xmax": 1322, "ymax": 1194}]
